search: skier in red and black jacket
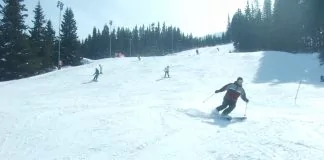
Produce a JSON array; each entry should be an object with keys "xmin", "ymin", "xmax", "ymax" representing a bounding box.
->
[{"xmin": 213, "ymin": 77, "xmax": 249, "ymax": 116}]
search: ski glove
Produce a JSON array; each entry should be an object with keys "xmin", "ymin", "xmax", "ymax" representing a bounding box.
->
[
  {"xmin": 215, "ymin": 90, "xmax": 220, "ymax": 93},
  {"xmin": 245, "ymin": 99, "xmax": 249, "ymax": 103}
]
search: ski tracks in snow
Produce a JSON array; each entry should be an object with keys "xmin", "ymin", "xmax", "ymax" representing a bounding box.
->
[{"xmin": 174, "ymin": 107, "xmax": 324, "ymax": 160}]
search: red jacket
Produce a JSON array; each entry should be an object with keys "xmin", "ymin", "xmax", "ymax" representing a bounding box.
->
[{"xmin": 216, "ymin": 82, "xmax": 248, "ymax": 102}]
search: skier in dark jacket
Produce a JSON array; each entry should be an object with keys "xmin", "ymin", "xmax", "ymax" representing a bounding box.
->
[
  {"xmin": 164, "ymin": 66, "xmax": 170, "ymax": 78},
  {"xmin": 213, "ymin": 77, "xmax": 249, "ymax": 116},
  {"xmin": 93, "ymin": 68, "xmax": 100, "ymax": 81}
]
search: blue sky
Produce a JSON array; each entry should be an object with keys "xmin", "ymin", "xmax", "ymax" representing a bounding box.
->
[{"xmin": 24, "ymin": 0, "xmax": 250, "ymax": 40}]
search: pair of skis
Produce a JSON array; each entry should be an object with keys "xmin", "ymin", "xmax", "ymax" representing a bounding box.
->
[
  {"xmin": 218, "ymin": 115, "xmax": 247, "ymax": 121},
  {"xmin": 205, "ymin": 94, "xmax": 248, "ymax": 121},
  {"xmin": 211, "ymin": 110, "xmax": 246, "ymax": 121}
]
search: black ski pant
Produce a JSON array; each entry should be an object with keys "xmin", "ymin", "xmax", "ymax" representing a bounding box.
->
[
  {"xmin": 216, "ymin": 98, "xmax": 237, "ymax": 115},
  {"xmin": 164, "ymin": 71, "xmax": 169, "ymax": 78},
  {"xmin": 93, "ymin": 74, "xmax": 99, "ymax": 81}
]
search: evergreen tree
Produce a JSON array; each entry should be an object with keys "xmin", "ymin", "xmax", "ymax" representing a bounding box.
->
[
  {"xmin": 229, "ymin": 1, "xmax": 259, "ymax": 51},
  {"xmin": 81, "ymin": 34, "xmax": 92, "ymax": 58},
  {"xmin": 110, "ymin": 28, "xmax": 117, "ymax": 56},
  {"xmin": 0, "ymin": 0, "xmax": 35, "ymax": 80},
  {"xmin": 44, "ymin": 20, "xmax": 55, "ymax": 69},
  {"xmin": 262, "ymin": 0, "xmax": 272, "ymax": 22},
  {"xmin": 60, "ymin": 8, "xmax": 81, "ymax": 66},
  {"xmin": 230, "ymin": 9, "xmax": 245, "ymax": 50},
  {"xmin": 29, "ymin": 1, "xmax": 46, "ymax": 68},
  {"xmin": 242, "ymin": 1, "xmax": 254, "ymax": 50},
  {"xmin": 251, "ymin": 0, "xmax": 262, "ymax": 50},
  {"xmin": 272, "ymin": 0, "xmax": 301, "ymax": 51},
  {"xmin": 0, "ymin": 7, "xmax": 4, "ymax": 76},
  {"xmin": 90, "ymin": 27, "xmax": 100, "ymax": 59},
  {"xmin": 100, "ymin": 24, "xmax": 110, "ymax": 58},
  {"xmin": 132, "ymin": 25, "xmax": 139, "ymax": 56},
  {"xmin": 225, "ymin": 14, "xmax": 232, "ymax": 42},
  {"xmin": 308, "ymin": 0, "xmax": 324, "ymax": 64},
  {"xmin": 261, "ymin": 0, "xmax": 272, "ymax": 49}
]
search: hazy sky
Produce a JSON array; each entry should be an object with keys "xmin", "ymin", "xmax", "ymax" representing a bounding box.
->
[{"xmin": 24, "ymin": 0, "xmax": 250, "ymax": 40}]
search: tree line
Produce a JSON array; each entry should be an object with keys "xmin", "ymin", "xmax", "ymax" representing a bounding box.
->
[
  {"xmin": 0, "ymin": 0, "xmax": 80, "ymax": 81},
  {"xmin": 81, "ymin": 23, "xmax": 228, "ymax": 59},
  {"xmin": 0, "ymin": 0, "xmax": 229, "ymax": 81},
  {"xmin": 227, "ymin": 0, "xmax": 324, "ymax": 64}
]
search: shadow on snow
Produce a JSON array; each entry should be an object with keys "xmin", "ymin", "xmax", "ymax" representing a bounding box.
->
[
  {"xmin": 178, "ymin": 108, "xmax": 245, "ymax": 128},
  {"xmin": 253, "ymin": 51, "xmax": 324, "ymax": 87}
]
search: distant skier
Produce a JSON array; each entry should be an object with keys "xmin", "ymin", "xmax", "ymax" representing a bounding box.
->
[
  {"xmin": 164, "ymin": 66, "xmax": 170, "ymax": 78},
  {"xmin": 93, "ymin": 68, "xmax": 100, "ymax": 81},
  {"xmin": 321, "ymin": 75, "xmax": 324, "ymax": 82},
  {"xmin": 137, "ymin": 55, "xmax": 141, "ymax": 61},
  {"xmin": 212, "ymin": 77, "xmax": 249, "ymax": 116},
  {"xmin": 196, "ymin": 49, "xmax": 199, "ymax": 55},
  {"xmin": 58, "ymin": 60, "xmax": 63, "ymax": 70},
  {"xmin": 99, "ymin": 64, "xmax": 103, "ymax": 74}
]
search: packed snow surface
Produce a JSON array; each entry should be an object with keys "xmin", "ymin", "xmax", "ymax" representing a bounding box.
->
[{"xmin": 1, "ymin": 43, "xmax": 324, "ymax": 160}]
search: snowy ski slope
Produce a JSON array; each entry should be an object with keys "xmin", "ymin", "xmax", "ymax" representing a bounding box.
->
[{"xmin": 1, "ymin": 43, "xmax": 324, "ymax": 160}]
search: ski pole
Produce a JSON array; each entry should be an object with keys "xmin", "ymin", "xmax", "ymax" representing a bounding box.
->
[
  {"xmin": 203, "ymin": 93, "xmax": 214, "ymax": 103},
  {"xmin": 244, "ymin": 103, "xmax": 248, "ymax": 116},
  {"xmin": 294, "ymin": 80, "xmax": 302, "ymax": 105}
]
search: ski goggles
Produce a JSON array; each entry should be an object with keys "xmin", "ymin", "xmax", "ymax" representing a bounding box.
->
[{"xmin": 237, "ymin": 79, "xmax": 243, "ymax": 84}]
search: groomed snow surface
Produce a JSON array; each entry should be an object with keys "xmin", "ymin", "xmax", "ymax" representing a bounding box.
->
[{"xmin": 1, "ymin": 43, "xmax": 324, "ymax": 160}]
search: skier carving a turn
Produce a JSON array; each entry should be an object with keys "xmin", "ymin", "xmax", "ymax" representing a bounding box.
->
[{"xmin": 212, "ymin": 77, "xmax": 249, "ymax": 118}]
